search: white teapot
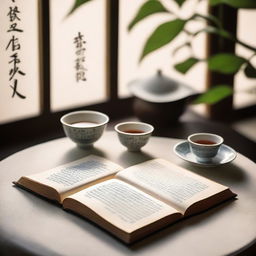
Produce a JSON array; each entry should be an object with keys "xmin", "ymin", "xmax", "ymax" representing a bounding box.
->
[{"xmin": 129, "ymin": 70, "xmax": 198, "ymax": 125}]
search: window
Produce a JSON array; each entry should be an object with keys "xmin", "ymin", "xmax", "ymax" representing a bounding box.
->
[
  {"xmin": 118, "ymin": 0, "xmax": 208, "ymax": 115},
  {"xmin": 0, "ymin": 0, "xmax": 255, "ymax": 131},
  {"xmin": 234, "ymin": 9, "xmax": 256, "ymax": 109}
]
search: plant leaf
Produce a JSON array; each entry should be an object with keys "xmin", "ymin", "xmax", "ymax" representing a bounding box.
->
[
  {"xmin": 140, "ymin": 19, "xmax": 186, "ymax": 61},
  {"xmin": 208, "ymin": 53, "xmax": 246, "ymax": 74},
  {"xmin": 172, "ymin": 41, "xmax": 192, "ymax": 56},
  {"xmin": 244, "ymin": 62, "xmax": 256, "ymax": 78},
  {"xmin": 67, "ymin": 0, "xmax": 92, "ymax": 16},
  {"xmin": 192, "ymin": 26, "xmax": 232, "ymax": 39},
  {"xmin": 210, "ymin": 0, "xmax": 256, "ymax": 9},
  {"xmin": 174, "ymin": 57, "xmax": 199, "ymax": 74},
  {"xmin": 173, "ymin": 0, "xmax": 187, "ymax": 7},
  {"xmin": 128, "ymin": 0, "xmax": 169, "ymax": 31},
  {"xmin": 190, "ymin": 13, "xmax": 222, "ymax": 28},
  {"xmin": 193, "ymin": 85, "xmax": 233, "ymax": 105}
]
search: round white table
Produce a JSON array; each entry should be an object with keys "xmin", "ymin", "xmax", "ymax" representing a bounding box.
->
[{"xmin": 0, "ymin": 131, "xmax": 255, "ymax": 256}]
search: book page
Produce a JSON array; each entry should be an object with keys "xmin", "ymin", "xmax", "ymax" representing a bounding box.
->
[
  {"xmin": 65, "ymin": 179, "xmax": 180, "ymax": 234},
  {"xmin": 22, "ymin": 155, "xmax": 123, "ymax": 195},
  {"xmin": 116, "ymin": 159, "xmax": 230, "ymax": 214}
]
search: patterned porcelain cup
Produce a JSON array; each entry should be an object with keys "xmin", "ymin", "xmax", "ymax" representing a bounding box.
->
[
  {"xmin": 115, "ymin": 122, "xmax": 154, "ymax": 151},
  {"xmin": 188, "ymin": 133, "xmax": 224, "ymax": 162},
  {"xmin": 60, "ymin": 110, "xmax": 109, "ymax": 148}
]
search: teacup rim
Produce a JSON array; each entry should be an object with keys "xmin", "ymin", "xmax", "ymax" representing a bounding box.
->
[
  {"xmin": 188, "ymin": 132, "xmax": 223, "ymax": 147},
  {"xmin": 114, "ymin": 121, "xmax": 154, "ymax": 136},
  {"xmin": 60, "ymin": 110, "xmax": 109, "ymax": 128}
]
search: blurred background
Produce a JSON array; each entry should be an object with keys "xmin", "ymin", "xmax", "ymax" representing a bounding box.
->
[{"xmin": 0, "ymin": 0, "xmax": 255, "ymax": 158}]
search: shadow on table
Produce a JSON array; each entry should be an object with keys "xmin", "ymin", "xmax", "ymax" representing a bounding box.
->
[
  {"xmin": 59, "ymin": 144, "xmax": 155, "ymax": 168},
  {"xmin": 59, "ymin": 145, "xmax": 107, "ymax": 164},
  {"xmin": 179, "ymin": 162, "xmax": 248, "ymax": 185},
  {"xmin": 118, "ymin": 150, "xmax": 154, "ymax": 167}
]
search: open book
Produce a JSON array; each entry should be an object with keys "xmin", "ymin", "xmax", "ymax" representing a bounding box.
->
[{"xmin": 15, "ymin": 155, "xmax": 236, "ymax": 244}]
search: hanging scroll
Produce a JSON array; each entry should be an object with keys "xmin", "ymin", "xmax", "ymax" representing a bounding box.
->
[
  {"xmin": 0, "ymin": 0, "xmax": 41, "ymax": 124},
  {"xmin": 50, "ymin": 0, "xmax": 107, "ymax": 112}
]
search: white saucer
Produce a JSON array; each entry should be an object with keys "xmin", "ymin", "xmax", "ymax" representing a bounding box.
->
[{"xmin": 173, "ymin": 141, "xmax": 237, "ymax": 167}]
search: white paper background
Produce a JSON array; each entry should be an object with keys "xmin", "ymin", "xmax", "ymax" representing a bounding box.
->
[
  {"xmin": 118, "ymin": 0, "xmax": 208, "ymax": 99},
  {"xmin": 234, "ymin": 9, "xmax": 256, "ymax": 109},
  {"xmin": 50, "ymin": 0, "xmax": 107, "ymax": 112}
]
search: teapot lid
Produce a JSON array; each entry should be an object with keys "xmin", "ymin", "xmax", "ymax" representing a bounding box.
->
[{"xmin": 128, "ymin": 70, "xmax": 197, "ymax": 103}]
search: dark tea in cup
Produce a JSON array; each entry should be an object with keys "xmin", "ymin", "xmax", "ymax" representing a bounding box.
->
[{"xmin": 194, "ymin": 140, "xmax": 216, "ymax": 145}]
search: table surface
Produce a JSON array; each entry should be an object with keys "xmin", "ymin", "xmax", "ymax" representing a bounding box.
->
[{"xmin": 0, "ymin": 131, "xmax": 256, "ymax": 256}]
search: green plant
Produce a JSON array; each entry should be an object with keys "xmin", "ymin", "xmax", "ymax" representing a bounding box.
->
[
  {"xmin": 128, "ymin": 0, "xmax": 256, "ymax": 104},
  {"xmin": 67, "ymin": 0, "xmax": 93, "ymax": 16},
  {"xmin": 69, "ymin": 0, "xmax": 256, "ymax": 104}
]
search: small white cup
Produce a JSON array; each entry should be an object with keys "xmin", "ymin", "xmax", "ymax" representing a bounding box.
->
[
  {"xmin": 115, "ymin": 122, "xmax": 154, "ymax": 151},
  {"xmin": 60, "ymin": 110, "xmax": 109, "ymax": 148},
  {"xmin": 188, "ymin": 133, "xmax": 224, "ymax": 162}
]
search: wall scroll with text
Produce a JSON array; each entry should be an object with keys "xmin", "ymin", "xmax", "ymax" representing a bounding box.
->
[
  {"xmin": 50, "ymin": 0, "xmax": 107, "ymax": 112},
  {"xmin": 0, "ymin": 0, "xmax": 41, "ymax": 124}
]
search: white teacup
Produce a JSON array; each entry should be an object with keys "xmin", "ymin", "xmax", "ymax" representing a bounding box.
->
[
  {"xmin": 188, "ymin": 133, "xmax": 224, "ymax": 162},
  {"xmin": 60, "ymin": 110, "xmax": 109, "ymax": 148},
  {"xmin": 115, "ymin": 122, "xmax": 154, "ymax": 151}
]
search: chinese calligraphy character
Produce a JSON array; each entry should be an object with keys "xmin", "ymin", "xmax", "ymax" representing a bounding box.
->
[
  {"xmin": 7, "ymin": 6, "xmax": 21, "ymax": 22},
  {"xmin": 6, "ymin": 35, "xmax": 20, "ymax": 51},
  {"xmin": 9, "ymin": 52, "xmax": 26, "ymax": 80},
  {"xmin": 74, "ymin": 32, "xmax": 85, "ymax": 48},
  {"xmin": 7, "ymin": 22, "xmax": 23, "ymax": 33},
  {"xmin": 10, "ymin": 79, "xmax": 26, "ymax": 99}
]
